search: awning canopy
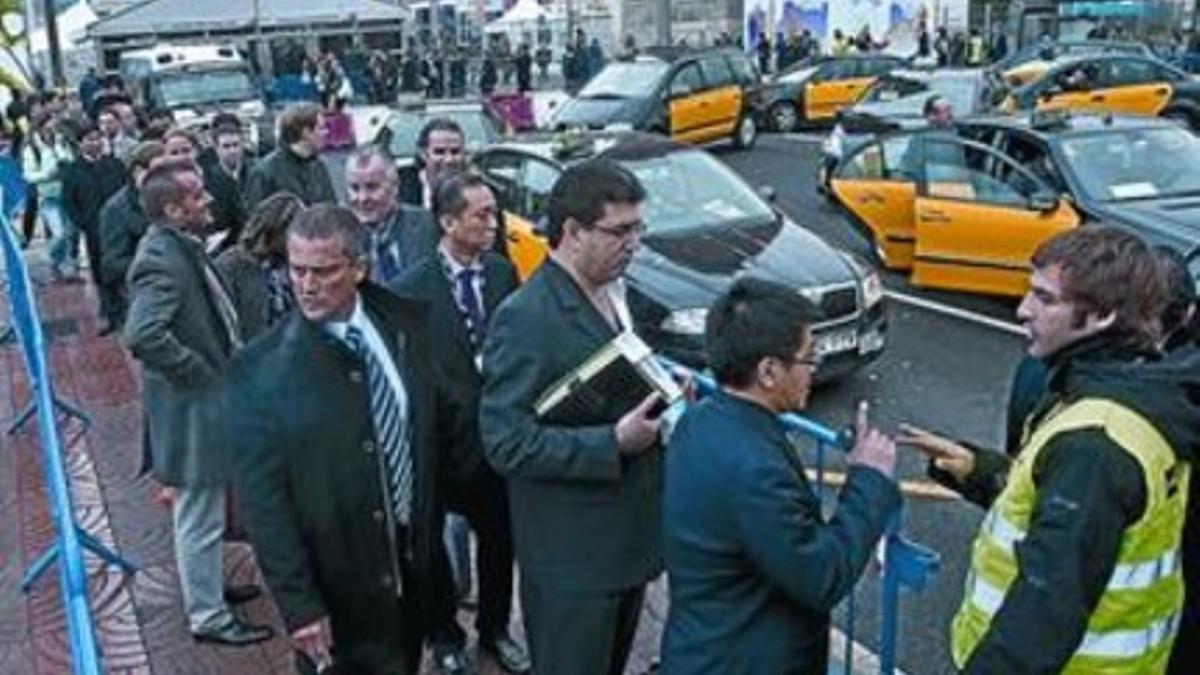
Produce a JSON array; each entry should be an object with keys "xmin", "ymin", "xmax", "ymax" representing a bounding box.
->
[{"xmin": 89, "ymin": 0, "xmax": 409, "ymax": 39}]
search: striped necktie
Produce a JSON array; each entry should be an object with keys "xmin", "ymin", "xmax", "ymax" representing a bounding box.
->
[{"xmin": 344, "ymin": 324, "xmax": 413, "ymax": 525}]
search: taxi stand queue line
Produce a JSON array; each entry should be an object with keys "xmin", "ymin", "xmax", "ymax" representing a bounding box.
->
[
  {"xmin": 659, "ymin": 356, "xmax": 942, "ymax": 675},
  {"xmin": 0, "ymin": 207, "xmax": 939, "ymax": 675},
  {"xmin": 0, "ymin": 213, "xmax": 137, "ymax": 675}
]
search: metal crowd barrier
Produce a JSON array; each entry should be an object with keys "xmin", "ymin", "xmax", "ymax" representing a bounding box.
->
[
  {"xmin": 1, "ymin": 214, "xmax": 136, "ymax": 675},
  {"xmin": 661, "ymin": 357, "xmax": 940, "ymax": 675}
]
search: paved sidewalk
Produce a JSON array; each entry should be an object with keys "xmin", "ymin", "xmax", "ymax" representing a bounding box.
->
[{"xmin": 0, "ymin": 248, "xmax": 874, "ymax": 674}]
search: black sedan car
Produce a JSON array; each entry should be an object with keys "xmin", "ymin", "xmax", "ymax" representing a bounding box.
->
[
  {"xmin": 478, "ymin": 132, "xmax": 887, "ymax": 381},
  {"xmin": 960, "ymin": 112, "xmax": 1200, "ymax": 272}
]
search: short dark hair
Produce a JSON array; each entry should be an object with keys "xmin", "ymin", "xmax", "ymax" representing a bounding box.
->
[
  {"xmin": 74, "ymin": 119, "xmax": 100, "ymax": 143},
  {"xmin": 1155, "ymin": 246, "xmax": 1196, "ymax": 339},
  {"xmin": 1031, "ymin": 226, "xmax": 1167, "ymax": 347},
  {"xmin": 924, "ymin": 95, "xmax": 947, "ymax": 116},
  {"xmin": 139, "ymin": 158, "xmax": 201, "ymax": 220},
  {"xmin": 278, "ymin": 103, "xmax": 322, "ymax": 146},
  {"xmin": 288, "ymin": 204, "xmax": 368, "ymax": 262},
  {"xmin": 545, "ymin": 159, "xmax": 645, "ymax": 247},
  {"xmin": 706, "ymin": 277, "xmax": 819, "ymax": 388},
  {"xmin": 433, "ymin": 171, "xmax": 490, "ymax": 224},
  {"xmin": 416, "ymin": 117, "xmax": 463, "ymax": 149},
  {"xmin": 126, "ymin": 140, "xmax": 165, "ymax": 172},
  {"xmin": 210, "ymin": 112, "xmax": 241, "ymax": 139}
]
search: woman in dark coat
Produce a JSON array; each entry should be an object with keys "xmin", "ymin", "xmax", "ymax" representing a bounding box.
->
[{"xmin": 215, "ymin": 191, "xmax": 302, "ymax": 342}]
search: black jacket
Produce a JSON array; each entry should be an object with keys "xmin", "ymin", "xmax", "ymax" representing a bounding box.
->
[
  {"xmin": 662, "ymin": 391, "xmax": 899, "ymax": 674},
  {"xmin": 62, "ymin": 154, "xmax": 126, "ymax": 236},
  {"xmin": 939, "ymin": 335, "xmax": 1200, "ymax": 674},
  {"xmin": 201, "ymin": 158, "xmax": 252, "ymax": 252},
  {"xmin": 392, "ymin": 251, "xmax": 519, "ymax": 494},
  {"xmin": 244, "ymin": 144, "xmax": 335, "ymax": 212},
  {"xmin": 479, "ymin": 259, "xmax": 663, "ymax": 593},
  {"xmin": 228, "ymin": 284, "xmax": 450, "ymax": 672},
  {"xmin": 99, "ymin": 184, "xmax": 150, "ymax": 287}
]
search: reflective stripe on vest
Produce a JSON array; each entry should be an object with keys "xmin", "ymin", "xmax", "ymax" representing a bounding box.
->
[{"xmin": 951, "ymin": 398, "xmax": 1189, "ymax": 673}]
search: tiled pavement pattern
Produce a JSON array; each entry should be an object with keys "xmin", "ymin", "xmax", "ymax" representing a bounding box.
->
[{"xmin": 1, "ymin": 253, "xmax": 872, "ymax": 675}]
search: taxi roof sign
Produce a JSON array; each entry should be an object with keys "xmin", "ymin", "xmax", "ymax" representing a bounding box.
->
[{"xmin": 1031, "ymin": 108, "xmax": 1071, "ymax": 130}]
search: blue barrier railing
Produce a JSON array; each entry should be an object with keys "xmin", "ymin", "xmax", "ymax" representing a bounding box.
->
[
  {"xmin": 660, "ymin": 357, "xmax": 940, "ymax": 674},
  {"xmin": 1, "ymin": 214, "xmax": 137, "ymax": 675}
]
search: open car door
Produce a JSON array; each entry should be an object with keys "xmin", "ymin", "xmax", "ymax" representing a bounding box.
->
[
  {"xmin": 911, "ymin": 136, "xmax": 1080, "ymax": 296},
  {"xmin": 829, "ymin": 133, "xmax": 922, "ymax": 269}
]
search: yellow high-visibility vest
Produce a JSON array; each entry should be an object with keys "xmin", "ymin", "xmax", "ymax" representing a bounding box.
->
[{"xmin": 951, "ymin": 398, "xmax": 1189, "ymax": 674}]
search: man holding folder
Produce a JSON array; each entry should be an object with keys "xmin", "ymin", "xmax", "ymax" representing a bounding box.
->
[{"xmin": 479, "ymin": 159, "xmax": 663, "ymax": 675}]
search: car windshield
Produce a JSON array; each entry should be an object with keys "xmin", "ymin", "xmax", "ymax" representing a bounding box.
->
[
  {"xmin": 618, "ymin": 150, "xmax": 774, "ymax": 233},
  {"xmin": 578, "ymin": 61, "xmax": 670, "ymax": 98},
  {"xmin": 860, "ymin": 75, "xmax": 978, "ymax": 115},
  {"xmin": 1059, "ymin": 127, "xmax": 1200, "ymax": 203},
  {"xmin": 156, "ymin": 69, "xmax": 257, "ymax": 108},
  {"xmin": 385, "ymin": 110, "xmax": 497, "ymax": 158}
]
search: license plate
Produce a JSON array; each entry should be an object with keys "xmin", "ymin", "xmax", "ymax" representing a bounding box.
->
[{"xmin": 816, "ymin": 329, "xmax": 858, "ymax": 356}]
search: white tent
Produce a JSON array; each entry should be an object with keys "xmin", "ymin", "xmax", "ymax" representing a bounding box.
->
[{"xmin": 485, "ymin": 0, "xmax": 565, "ymax": 35}]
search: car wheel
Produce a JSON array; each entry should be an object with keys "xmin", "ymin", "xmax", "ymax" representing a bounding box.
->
[
  {"xmin": 733, "ymin": 115, "xmax": 758, "ymax": 150},
  {"xmin": 770, "ymin": 102, "xmax": 798, "ymax": 132},
  {"xmin": 1162, "ymin": 108, "xmax": 1197, "ymax": 131}
]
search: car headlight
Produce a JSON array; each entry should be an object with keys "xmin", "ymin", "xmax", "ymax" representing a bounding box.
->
[
  {"xmin": 660, "ymin": 308, "xmax": 708, "ymax": 336},
  {"xmin": 861, "ymin": 271, "xmax": 884, "ymax": 308}
]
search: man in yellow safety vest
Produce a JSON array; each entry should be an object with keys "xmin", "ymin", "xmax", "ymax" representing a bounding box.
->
[{"xmin": 901, "ymin": 226, "xmax": 1198, "ymax": 674}]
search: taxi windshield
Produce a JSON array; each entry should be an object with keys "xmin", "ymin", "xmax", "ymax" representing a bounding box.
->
[
  {"xmin": 619, "ymin": 150, "xmax": 774, "ymax": 232},
  {"xmin": 156, "ymin": 69, "xmax": 257, "ymax": 108},
  {"xmin": 385, "ymin": 109, "xmax": 497, "ymax": 158},
  {"xmin": 1059, "ymin": 127, "xmax": 1200, "ymax": 203},
  {"xmin": 578, "ymin": 61, "xmax": 670, "ymax": 99}
]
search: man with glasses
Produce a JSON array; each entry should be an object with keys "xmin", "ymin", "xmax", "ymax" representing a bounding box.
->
[
  {"xmin": 480, "ymin": 159, "xmax": 662, "ymax": 675},
  {"xmin": 660, "ymin": 277, "xmax": 899, "ymax": 674},
  {"xmin": 399, "ymin": 118, "xmax": 468, "ymax": 210}
]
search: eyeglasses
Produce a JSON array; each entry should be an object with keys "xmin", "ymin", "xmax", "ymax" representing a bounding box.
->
[
  {"xmin": 589, "ymin": 221, "xmax": 648, "ymax": 239},
  {"xmin": 786, "ymin": 351, "xmax": 822, "ymax": 369}
]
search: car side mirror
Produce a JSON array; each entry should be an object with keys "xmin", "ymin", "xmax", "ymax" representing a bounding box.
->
[
  {"xmin": 757, "ymin": 185, "xmax": 777, "ymax": 203},
  {"xmin": 1029, "ymin": 190, "xmax": 1058, "ymax": 213}
]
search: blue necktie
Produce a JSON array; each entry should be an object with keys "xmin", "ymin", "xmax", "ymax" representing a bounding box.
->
[
  {"xmin": 456, "ymin": 268, "xmax": 486, "ymax": 350},
  {"xmin": 344, "ymin": 325, "xmax": 413, "ymax": 524}
]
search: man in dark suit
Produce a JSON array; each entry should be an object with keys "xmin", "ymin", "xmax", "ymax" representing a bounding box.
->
[
  {"xmin": 123, "ymin": 158, "xmax": 274, "ymax": 646},
  {"xmin": 479, "ymin": 160, "xmax": 664, "ymax": 675},
  {"xmin": 245, "ymin": 103, "xmax": 336, "ymax": 212},
  {"xmin": 345, "ymin": 146, "xmax": 438, "ymax": 287},
  {"xmin": 99, "ymin": 140, "xmax": 165, "ymax": 328},
  {"xmin": 63, "ymin": 120, "xmax": 127, "ymax": 335},
  {"xmin": 201, "ymin": 117, "xmax": 254, "ymax": 253},
  {"xmin": 229, "ymin": 204, "xmax": 449, "ymax": 674},
  {"xmin": 394, "ymin": 174, "xmax": 529, "ymax": 675},
  {"xmin": 397, "ymin": 118, "xmax": 467, "ymax": 210},
  {"xmin": 661, "ymin": 277, "xmax": 900, "ymax": 674}
]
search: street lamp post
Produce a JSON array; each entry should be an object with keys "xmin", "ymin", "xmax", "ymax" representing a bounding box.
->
[{"xmin": 41, "ymin": 0, "xmax": 63, "ymax": 87}]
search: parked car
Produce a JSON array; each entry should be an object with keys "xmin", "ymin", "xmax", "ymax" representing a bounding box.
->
[
  {"xmin": 549, "ymin": 48, "xmax": 765, "ymax": 149},
  {"xmin": 477, "ymin": 131, "xmax": 887, "ymax": 381},
  {"xmin": 1000, "ymin": 54, "xmax": 1200, "ymax": 129},
  {"xmin": 993, "ymin": 39, "xmax": 1153, "ymax": 87},
  {"xmin": 760, "ymin": 53, "xmax": 908, "ymax": 131},
  {"xmin": 372, "ymin": 99, "xmax": 503, "ymax": 168}
]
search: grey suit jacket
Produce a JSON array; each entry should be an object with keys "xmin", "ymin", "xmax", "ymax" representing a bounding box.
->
[
  {"xmin": 123, "ymin": 225, "xmax": 238, "ymax": 487},
  {"xmin": 215, "ymin": 244, "xmax": 272, "ymax": 341},
  {"xmin": 479, "ymin": 259, "xmax": 663, "ymax": 593}
]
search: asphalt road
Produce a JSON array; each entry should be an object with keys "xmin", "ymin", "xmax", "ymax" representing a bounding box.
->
[{"xmin": 323, "ymin": 131, "xmax": 1027, "ymax": 673}]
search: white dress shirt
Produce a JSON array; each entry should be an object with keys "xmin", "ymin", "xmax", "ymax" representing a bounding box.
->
[{"xmin": 324, "ymin": 294, "xmax": 409, "ymax": 409}]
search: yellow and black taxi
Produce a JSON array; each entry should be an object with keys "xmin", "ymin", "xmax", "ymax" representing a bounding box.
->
[
  {"xmin": 957, "ymin": 112, "xmax": 1200, "ymax": 266},
  {"xmin": 479, "ymin": 131, "xmax": 887, "ymax": 380},
  {"xmin": 1001, "ymin": 54, "xmax": 1200, "ymax": 129},
  {"xmin": 991, "ymin": 39, "xmax": 1153, "ymax": 88},
  {"xmin": 760, "ymin": 53, "xmax": 908, "ymax": 131},
  {"xmin": 828, "ymin": 111, "xmax": 1200, "ymax": 297},
  {"xmin": 549, "ymin": 48, "xmax": 765, "ymax": 149}
]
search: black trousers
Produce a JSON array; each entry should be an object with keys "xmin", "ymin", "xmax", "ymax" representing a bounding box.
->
[
  {"xmin": 433, "ymin": 472, "xmax": 515, "ymax": 648},
  {"xmin": 81, "ymin": 224, "xmax": 126, "ymax": 325},
  {"xmin": 520, "ymin": 580, "xmax": 645, "ymax": 675},
  {"xmin": 21, "ymin": 187, "xmax": 38, "ymax": 243}
]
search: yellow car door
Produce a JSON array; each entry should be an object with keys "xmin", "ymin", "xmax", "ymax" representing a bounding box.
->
[
  {"xmin": 698, "ymin": 55, "xmax": 744, "ymax": 138},
  {"xmin": 909, "ymin": 138, "xmax": 1080, "ymax": 296},
  {"xmin": 829, "ymin": 135, "xmax": 921, "ymax": 269},
  {"xmin": 1094, "ymin": 83, "xmax": 1173, "ymax": 115},
  {"xmin": 806, "ymin": 76, "xmax": 876, "ymax": 121},
  {"xmin": 667, "ymin": 62, "xmax": 710, "ymax": 143},
  {"xmin": 504, "ymin": 211, "xmax": 550, "ymax": 281}
]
